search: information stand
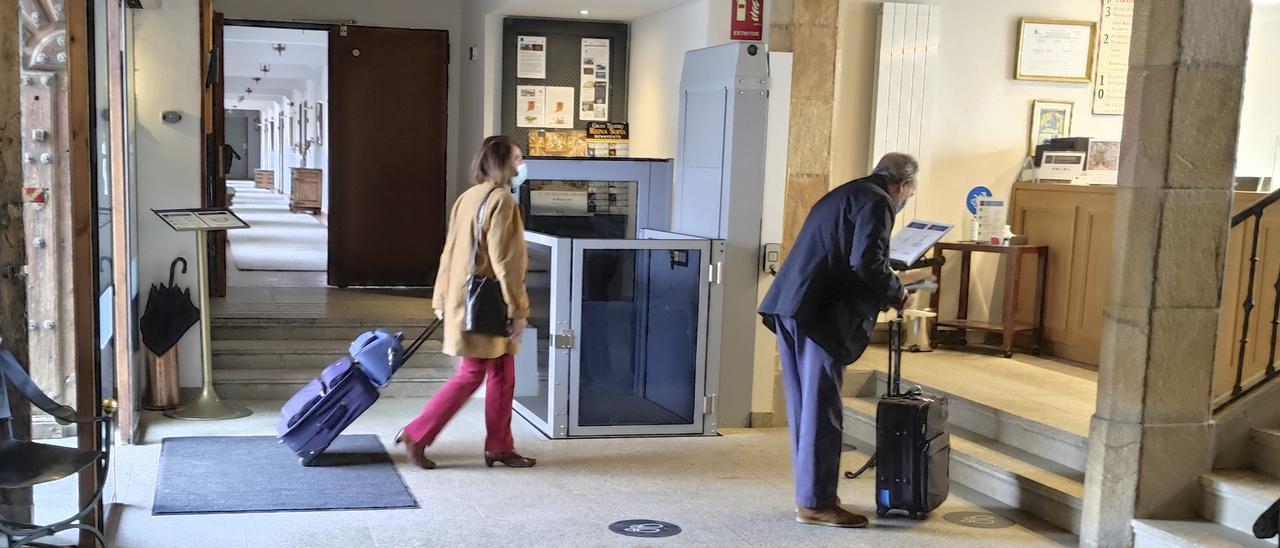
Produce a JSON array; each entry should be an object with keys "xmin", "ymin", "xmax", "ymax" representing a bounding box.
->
[{"xmin": 153, "ymin": 208, "xmax": 252, "ymax": 421}]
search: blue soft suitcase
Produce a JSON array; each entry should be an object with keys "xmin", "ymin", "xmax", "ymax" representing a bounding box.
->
[{"xmin": 276, "ymin": 319, "xmax": 441, "ymax": 466}]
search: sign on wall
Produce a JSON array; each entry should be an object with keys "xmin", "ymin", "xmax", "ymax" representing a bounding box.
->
[
  {"xmin": 1093, "ymin": 0, "xmax": 1134, "ymax": 115},
  {"xmin": 580, "ymin": 38, "xmax": 611, "ymax": 121},
  {"xmin": 517, "ymin": 35, "xmax": 547, "ymax": 79},
  {"xmin": 731, "ymin": 0, "xmax": 764, "ymax": 41}
]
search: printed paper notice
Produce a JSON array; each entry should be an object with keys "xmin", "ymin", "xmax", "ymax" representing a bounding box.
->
[
  {"xmin": 530, "ymin": 190, "xmax": 590, "ymax": 216},
  {"xmin": 516, "ymin": 86, "xmax": 545, "ymax": 128},
  {"xmin": 1093, "ymin": 0, "xmax": 1134, "ymax": 115},
  {"xmin": 580, "ymin": 38, "xmax": 610, "ymax": 121},
  {"xmin": 544, "ymin": 87, "xmax": 575, "ymax": 129},
  {"xmin": 890, "ymin": 220, "xmax": 954, "ymax": 267},
  {"xmin": 517, "ymin": 36, "xmax": 546, "ymax": 79}
]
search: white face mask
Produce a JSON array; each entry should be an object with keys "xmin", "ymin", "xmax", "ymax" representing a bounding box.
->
[{"xmin": 510, "ymin": 163, "xmax": 528, "ymax": 190}]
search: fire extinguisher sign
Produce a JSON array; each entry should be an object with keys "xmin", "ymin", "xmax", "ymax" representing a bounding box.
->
[{"xmin": 731, "ymin": 0, "xmax": 764, "ymax": 41}]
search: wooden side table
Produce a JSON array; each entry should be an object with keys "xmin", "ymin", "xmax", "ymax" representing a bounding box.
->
[{"xmin": 927, "ymin": 242, "xmax": 1048, "ymax": 358}]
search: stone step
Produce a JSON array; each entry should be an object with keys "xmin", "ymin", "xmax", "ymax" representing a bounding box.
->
[
  {"xmin": 842, "ymin": 395, "xmax": 1084, "ymax": 534},
  {"xmin": 1252, "ymin": 428, "xmax": 1280, "ymax": 478},
  {"xmin": 211, "ymin": 339, "xmax": 452, "ymax": 370},
  {"xmin": 1133, "ymin": 519, "xmax": 1276, "ymax": 548},
  {"xmin": 212, "ymin": 317, "xmax": 441, "ymax": 341},
  {"xmin": 859, "ymin": 369, "xmax": 1088, "ymax": 473},
  {"xmin": 213, "ymin": 367, "xmax": 452, "ymax": 401},
  {"xmin": 1200, "ymin": 469, "xmax": 1280, "ymax": 536}
]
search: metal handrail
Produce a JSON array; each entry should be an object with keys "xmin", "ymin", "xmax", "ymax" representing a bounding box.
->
[{"xmin": 1218, "ymin": 187, "xmax": 1280, "ymax": 412}]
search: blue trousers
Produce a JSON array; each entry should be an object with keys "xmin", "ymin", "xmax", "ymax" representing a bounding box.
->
[{"xmin": 774, "ymin": 316, "xmax": 848, "ymax": 509}]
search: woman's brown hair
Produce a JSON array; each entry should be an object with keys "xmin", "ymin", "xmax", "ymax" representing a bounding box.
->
[{"xmin": 472, "ymin": 135, "xmax": 520, "ymax": 186}]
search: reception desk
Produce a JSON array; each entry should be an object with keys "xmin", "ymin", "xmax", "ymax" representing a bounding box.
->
[{"xmin": 1009, "ymin": 182, "xmax": 1276, "ymax": 404}]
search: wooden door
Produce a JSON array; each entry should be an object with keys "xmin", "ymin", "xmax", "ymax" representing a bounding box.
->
[
  {"xmin": 200, "ymin": 4, "xmax": 227, "ymax": 296},
  {"xmin": 329, "ymin": 26, "xmax": 449, "ymax": 287}
]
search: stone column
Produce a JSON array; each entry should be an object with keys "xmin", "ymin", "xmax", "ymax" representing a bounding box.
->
[
  {"xmin": 1080, "ymin": 1, "xmax": 1253, "ymax": 546},
  {"xmin": 1, "ymin": 0, "xmax": 34, "ymax": 523},
  {"xmin": 779, "ymin": 0, "xmax": 839, "ymax": 248}
]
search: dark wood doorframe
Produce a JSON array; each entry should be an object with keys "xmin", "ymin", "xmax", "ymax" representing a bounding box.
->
[
  {"xmin": 211, "ymin": 19, "xmax": 334, "ymax": 289},
  {"xmin": 328, "ymin": 25, "xmax": 450, "ymax": 287},
  {"xmin": 199, "ymin": 3, "xmax": 228, "ymax": 297},
  {"xmin": 68, "ymin": 0, "xmax": 107, "ymax": 542}
]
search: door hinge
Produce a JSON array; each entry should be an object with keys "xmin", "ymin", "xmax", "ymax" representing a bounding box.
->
[
  {"xmin": 708, "ymin": 261, "xmax": 723, "ymax": 284},
  {"xmin": 703, "ymin": 394, "xmax": 717, "ymax": 414},
  {"xmin": 554, "ymin": 329, "xmax": 574, "ymax": 349},
  {"xmin": 339, "ymin": 24, "xmax": 349, "ymax": 37}
]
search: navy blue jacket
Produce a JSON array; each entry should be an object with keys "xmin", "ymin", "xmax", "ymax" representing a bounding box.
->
[{"xmin": 759, "ymin": 174, "xmax": 904, "ymax": 364}]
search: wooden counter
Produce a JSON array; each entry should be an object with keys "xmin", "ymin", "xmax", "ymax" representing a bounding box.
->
[
  {"xmin": 1010, "ymin": 182, "xmax": 1276, "ymax": 404},
  {"xmin": 1009, "ymin": 182, "xmax": 1115, "ymax": 366}
]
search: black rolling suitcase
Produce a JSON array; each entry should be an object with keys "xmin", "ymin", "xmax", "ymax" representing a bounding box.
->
[{"xmin": 873, "ymin": 316, "xmax": 951, "ymax": 519}]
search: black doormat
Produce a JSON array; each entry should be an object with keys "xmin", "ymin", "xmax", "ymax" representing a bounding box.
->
[{"xmin": 153, "ymin": 435, "xmax": 417, "ymax": 515}]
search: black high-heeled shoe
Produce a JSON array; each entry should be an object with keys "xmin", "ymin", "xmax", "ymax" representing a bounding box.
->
[
  {"xmin": 484, "ymin": 451, "xmax": 536, "ymax": 468},
  {"xmin": 395, "ymin": 428, "xmax": 436, "ymax": 470}
]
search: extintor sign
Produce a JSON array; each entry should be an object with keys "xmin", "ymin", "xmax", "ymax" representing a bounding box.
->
[{"xmin": 731, "ymin": 0, "xmax": 764, "ymax": 41}]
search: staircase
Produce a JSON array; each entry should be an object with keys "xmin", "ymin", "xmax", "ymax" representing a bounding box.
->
[
  {"xmin": 841, "ymin": 368, "xmax": 1086, "ymax": 534},
  {"xmin": 211, "ymin": 316, "xmax": 454, "ymax": 401},
  {"xmin": 1132, "ymin": 426, "xmax": 1280, "ymax": 547}
]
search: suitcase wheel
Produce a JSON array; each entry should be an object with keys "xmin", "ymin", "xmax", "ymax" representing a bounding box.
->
[{"xmin": 876, "ymin": 507, "xmax": 888, "ymax": 518}]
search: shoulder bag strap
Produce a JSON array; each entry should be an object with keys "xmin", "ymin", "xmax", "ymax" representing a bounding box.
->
[{"xmin": 467, "ymin": 186, "xmax": 503, "ymax": 280}]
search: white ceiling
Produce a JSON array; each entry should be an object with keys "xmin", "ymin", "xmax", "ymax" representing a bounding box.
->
[
  {"xmin": 498, "ymin": 0, "xmax": 701, "ymax": 21},
  {"xmin": 224, "ymin": 26, "xmax": 326, "ymax": 110}
]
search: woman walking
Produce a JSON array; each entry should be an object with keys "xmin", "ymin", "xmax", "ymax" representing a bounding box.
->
[{"xmin": 396, "ymin": 135, "xmax": 535, "ymax": 469}]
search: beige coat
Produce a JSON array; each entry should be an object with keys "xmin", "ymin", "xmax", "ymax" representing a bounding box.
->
[{"xmin": 432, "ymin": 182, "xmax": 530, "ymax": 358}]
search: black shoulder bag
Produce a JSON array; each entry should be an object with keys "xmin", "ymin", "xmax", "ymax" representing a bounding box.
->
[{"xmin": 464, "ymin": 188, "xmax": 511, "ymax": 336}]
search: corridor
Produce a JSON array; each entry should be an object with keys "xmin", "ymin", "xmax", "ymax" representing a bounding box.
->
[{"xmin": 227, "ymin": 180, "xmax": 328, "ymax": 276}]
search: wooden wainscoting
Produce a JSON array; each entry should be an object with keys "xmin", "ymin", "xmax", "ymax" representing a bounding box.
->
[
  {"xmin": 1012, "ymin": 182, "xmax": 1277, "ymax": 397},
  {"xmin": 1010, "ymin": 182, "xmax": 1115, "ymax": 366},
  {"xmin": 1213, "ymin": 192, "xmax": 1280, "ymax": 406}
]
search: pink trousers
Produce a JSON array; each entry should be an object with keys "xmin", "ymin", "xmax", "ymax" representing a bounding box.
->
[{"xmin": 403, "ymin": 354, "xmax": 515, "ymax": 454}]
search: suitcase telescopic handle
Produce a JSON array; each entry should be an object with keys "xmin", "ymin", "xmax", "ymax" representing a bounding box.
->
[
  {"xmin": 888, "ymin": 313, "xmax": 904, "ymax": 397},
  {"xmin": 403, "ymin": 318, "xmax": 444, "ymax": 361}
]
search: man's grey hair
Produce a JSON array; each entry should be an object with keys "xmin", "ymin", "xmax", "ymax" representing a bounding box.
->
[{"xmin": 872, "ymin": 153, "xmax": 919, "ymax": 185}]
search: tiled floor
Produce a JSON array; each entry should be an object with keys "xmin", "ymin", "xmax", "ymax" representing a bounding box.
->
[
  {"xmin": 227, "ymin": 180, "xmax": 328, "ymax": 272},
  {"xmin": 92, "ymin": 398, "xmax": 1075, "ymax": 547}
]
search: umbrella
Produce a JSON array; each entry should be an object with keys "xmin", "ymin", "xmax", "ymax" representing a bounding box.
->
[{"xmin": 139, "ymin": 258, "xmax": 200, "ymax": 356}]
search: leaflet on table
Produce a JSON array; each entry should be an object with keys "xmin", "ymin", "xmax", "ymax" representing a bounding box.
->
[{"xmin": 889, "ymin": 220, "xmax": 954, "ymax": 267}]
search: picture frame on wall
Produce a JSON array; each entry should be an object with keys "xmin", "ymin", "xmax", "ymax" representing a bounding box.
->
[
  {"xmin": 313, "ymin": 101, "xmax": 325, "ymax": 145},
  {"xmin": 1015, "ymin": 18, "xmax": 1097, "ymax": 83},
  {"xmin": 1029, "ymin": 99, "xmax": 1074, "ymax": 153}
]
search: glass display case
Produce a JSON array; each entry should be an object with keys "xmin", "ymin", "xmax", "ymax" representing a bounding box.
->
[{"xmin": 514, "ymin": 230, "xmax": 724, "ymax": 438}]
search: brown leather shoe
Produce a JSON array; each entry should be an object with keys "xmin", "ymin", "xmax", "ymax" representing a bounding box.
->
[
  {"xmin": 795, "ymin": 506, "xmax": 869, "ymax": 528},
  {"xmin": 394, "ymin": 428, "xmax": 436, "ymax": 470},
  {"xmin": 484, "ymin": 451, "xmax": 536, "ymax": 468}
]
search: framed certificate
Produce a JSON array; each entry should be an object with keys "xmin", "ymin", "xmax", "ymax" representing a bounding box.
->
[{"xmin": 1016, "ymin": 18, "xmax": 1097, "ymax": 83}]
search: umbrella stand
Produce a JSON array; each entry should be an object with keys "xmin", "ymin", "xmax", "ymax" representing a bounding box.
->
[{"xmin": 165, "ymin": 233, "xmax": 251, "ymax": 421}]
